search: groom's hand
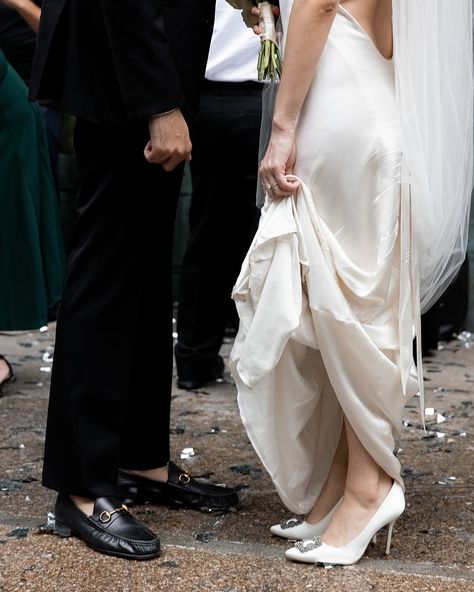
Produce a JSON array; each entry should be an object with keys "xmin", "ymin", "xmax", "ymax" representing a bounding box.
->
[{"xmin": 145, "ymin": 109, "xmax": 192, "ymax": 171}]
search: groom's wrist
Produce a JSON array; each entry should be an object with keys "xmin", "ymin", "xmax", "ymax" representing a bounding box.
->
[{"xmin": 149, "ymin": 108, "xmax": 179, "ymax": 120}]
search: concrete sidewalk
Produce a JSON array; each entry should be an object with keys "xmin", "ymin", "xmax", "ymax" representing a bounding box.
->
[{"xmin": 0, "ymin": 325, "xmax": 473, "ymax": 592}]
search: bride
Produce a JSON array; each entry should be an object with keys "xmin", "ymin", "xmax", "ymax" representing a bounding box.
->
[{"xmin": 230, "ymin": 0, "xmax": 473, "ymax": 565}]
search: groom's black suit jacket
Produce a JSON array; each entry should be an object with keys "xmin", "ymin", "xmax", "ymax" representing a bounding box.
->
[{"xmin": 29, "ymin": 0, "xmax": 215, "ymax": 126}]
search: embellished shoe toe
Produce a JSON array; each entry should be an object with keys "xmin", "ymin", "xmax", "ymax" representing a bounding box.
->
[
  {"xmin": 285, "ymin": 536, "xmax": 324, "ymax": 563},
  {"xmin": 270, "ymin": 499, "xmax": 341, "ymax": 540}
]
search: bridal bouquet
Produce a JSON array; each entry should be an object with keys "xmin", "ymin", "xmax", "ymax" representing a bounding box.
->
[{"xmin": 226, "ymin": 1, "xmax": 282, "ymax": 81}]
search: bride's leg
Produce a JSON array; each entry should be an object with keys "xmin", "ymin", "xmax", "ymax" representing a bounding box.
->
[
  {"xmin": 306, "ymin": 424, "xmax": 348, "ymax": 524},
  {"xmin": 321, "ymin": 417, "xmax": 392, "ymax": 546}
]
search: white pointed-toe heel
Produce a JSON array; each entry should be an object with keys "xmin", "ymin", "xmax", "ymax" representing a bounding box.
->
[
  {"xmin": 270, "ymin": 499, "xmax": 342, "ymax": 540},
  {"xmin": 285, "ymin": 481, "xmax": 405, "ymax": 565}
]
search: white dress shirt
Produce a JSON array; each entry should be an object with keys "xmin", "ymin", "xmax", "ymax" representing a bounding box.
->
[{"xmin": 205, "ymin": 0, "xmax": 261, "ymax": 83}]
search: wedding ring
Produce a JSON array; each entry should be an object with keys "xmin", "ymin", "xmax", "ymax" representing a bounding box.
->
[{"xmin": 265, "ymin": 183, "xmax": 279, "ymax": 189}]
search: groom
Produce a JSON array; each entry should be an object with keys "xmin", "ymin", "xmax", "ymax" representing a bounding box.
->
[{"xmin": 29, "ymin": 0, "xmax": 238, "ymax": 560}]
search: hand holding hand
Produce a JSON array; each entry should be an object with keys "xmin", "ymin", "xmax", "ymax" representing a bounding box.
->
[
  {"xmin": 259, "ymin": 123, "xmax": 299, "ymax": 199},
  {"xmin": 145, "ymin": 109, "xmax": 192, "ymax": 172}
]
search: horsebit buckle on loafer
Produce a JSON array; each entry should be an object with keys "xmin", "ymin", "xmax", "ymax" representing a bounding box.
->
[
  {"xmin": 178, "ymin": 471, "xmax": 191, "ymax": 485},
  {"xmin": 99, "ymin": 504, "xmax": 128, "ymax": 523}
]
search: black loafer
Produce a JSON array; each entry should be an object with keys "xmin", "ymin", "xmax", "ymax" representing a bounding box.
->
[
  {"xmin": 53, "ymin": 493, "xmax": 160, "ymax": 560},
  {"xmin": 118, "ymin": 461, "xmax": 239, "ymax": 513}
]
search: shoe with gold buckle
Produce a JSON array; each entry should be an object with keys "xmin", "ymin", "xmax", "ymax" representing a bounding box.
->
[
  {"xmin": 53, "ymin": 493, "xmax": 160, "ymax": 560},
  {"xmin": 118, "ymin": 460, "xmax": 239, "ymax": 513}
]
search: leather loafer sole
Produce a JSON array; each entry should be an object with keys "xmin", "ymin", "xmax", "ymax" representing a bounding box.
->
[
  {"xmin": 55, "ymin": 520, "xmax": 160, "ymax": 560},
  {"xmin": 119, "ymin": 485, "xmax": 236, "ymax": 513}
]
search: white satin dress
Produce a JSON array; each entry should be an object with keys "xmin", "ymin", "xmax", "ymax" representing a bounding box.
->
[{"xmin": 229, "ymin": 2, "xmax": 420, "ymax": 515}]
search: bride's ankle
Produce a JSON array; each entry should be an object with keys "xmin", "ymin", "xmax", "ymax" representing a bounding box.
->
[
  {"xmin": 344, "ymin": 473, "xmax": 392, "ymax": 507},
  {"xmin": 331, "ymin": 461, "xmax": 348, "ymax": 478},
  {"xmin": 305, "ymin": 458, "xmax": 348, "ymax": 523},
  {"xmin": 306, "ymin": 482, "xmax": 345, "ymax": 523}
]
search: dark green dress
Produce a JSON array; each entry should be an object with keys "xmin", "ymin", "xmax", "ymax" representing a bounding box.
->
[{"xmin": 0, "ymin": 50, "xmax": 64, "ymax": 330}]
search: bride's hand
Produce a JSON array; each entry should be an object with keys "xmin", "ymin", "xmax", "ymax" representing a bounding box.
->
[
  {"xmin": 247, "ymin": 5, "xmax": 280, "ymax": 33},
  {"xmin": 259, "ymin": 125, "xmax": 299, "ymax": 199}
]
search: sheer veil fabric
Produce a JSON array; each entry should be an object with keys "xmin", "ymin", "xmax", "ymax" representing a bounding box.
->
[
  {"xmin": 230, "ymin": 1, "xmax": 474, "ymax": 514},
  {"xmin": 393, "ymin": 0, "xmax": 473, "ymax": 314}
]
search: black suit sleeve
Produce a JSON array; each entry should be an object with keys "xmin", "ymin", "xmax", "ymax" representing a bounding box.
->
[{"xmin": 100, "ymin": 0, "xmax": 185, "ymax": 119}]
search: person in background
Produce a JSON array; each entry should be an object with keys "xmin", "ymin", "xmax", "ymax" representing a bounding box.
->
[
  {"xmin": 0, "ymin": 0, "xmax": 61, "ymax": 192},
  {"xmin": 175, "ymin": 0, "xmax": 262, "ymax": 390},
  {"xmin": 0, "ymin": 46, "xmax": 65, "ymax": 395}
]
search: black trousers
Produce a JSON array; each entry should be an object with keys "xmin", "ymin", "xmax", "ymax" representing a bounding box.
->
[
  {"xmin": 175, "ymin": 81, "xmax": 262, "ymax": 379},
  {"xmin": 43, "ymin": 119, "xmax": 183, "ymax": 497}
]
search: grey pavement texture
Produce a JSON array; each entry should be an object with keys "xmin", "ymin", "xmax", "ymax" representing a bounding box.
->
[{"xmin": 0, "ymin": 325, "xmax": 473, "ymax": 592}]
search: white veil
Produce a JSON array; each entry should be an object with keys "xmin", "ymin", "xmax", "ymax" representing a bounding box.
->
[{"xmin": 392, "ymin": 0, "xmax": 474, "ymax": 313}]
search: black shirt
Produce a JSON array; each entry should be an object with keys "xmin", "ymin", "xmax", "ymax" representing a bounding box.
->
[{"xmin": 0, "ymin": 2, "xmax": 41, "ymax": 81}]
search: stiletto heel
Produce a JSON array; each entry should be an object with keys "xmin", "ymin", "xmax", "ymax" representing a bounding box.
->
[
  {"xmin": 285, "ymin": 482, "xmax": 405, "ymax": 566},
  {"xmin": 385, "ymin": 520, "xmax": 395, "ymax": 555},
  {"xmin": 270, "ymin": 499, "xmax": 342, "ymax": 540},
  {"xmin": 372, "ymin": 534, "xmax": 377, "ymax": 544}
]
